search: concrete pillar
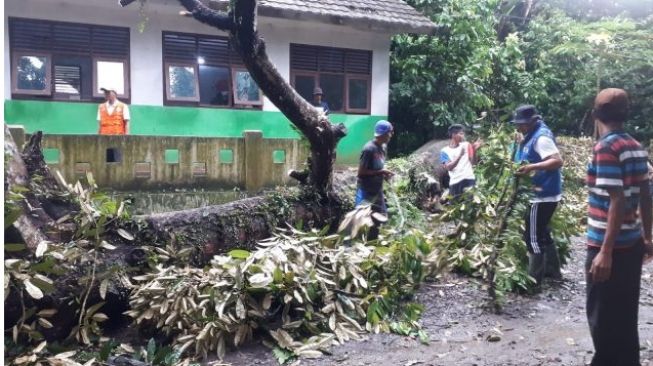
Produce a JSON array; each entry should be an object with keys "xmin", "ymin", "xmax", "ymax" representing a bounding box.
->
[
  {"xmin": 243, "ymin": 130, "xmax": 264, "ymax": 192},
  {"xmin": 8, "ymin": 125, "xmax": 26, "ymax": 149}
]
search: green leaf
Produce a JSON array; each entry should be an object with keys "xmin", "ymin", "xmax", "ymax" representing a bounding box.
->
[
  {"xmin": 30, "ymin": 277, "xmax": 56, "ymax": 294},
  {"xmin": 228, "ymin": 249, "xmax": 251, "ymax": 259},
  {"xmin": 273, "ymin": 267, "xmax": 283, "ymax": 284},
  {"xmin": 4, "ymin": 243, "xmax": 27, "ymax": 252},
  {"xmin": 146, "ymin": 338, "xmax": 156, "ymax": 362},
  {"xmin": 4, "ymin": 208, "xmax": 21, "ymax": 230},
  {"xmin": 418, "ymin": 329, "xmax": 430, "ymax": 345},
  {"xmin": 163, "ymin": 350, "xmax": 181, "ymax": 366},
  {"xmin": 272, "ymin": 346, "xmax": 294, "ymax": 365},
  {"xmin": 99, "ymin": 339, "xmax": 119, "ymax": 361}
]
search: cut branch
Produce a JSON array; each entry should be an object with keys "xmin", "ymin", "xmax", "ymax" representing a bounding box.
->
[{"xmin": 178, "ymin": 0, "xmax": 234, "ymax": 30}]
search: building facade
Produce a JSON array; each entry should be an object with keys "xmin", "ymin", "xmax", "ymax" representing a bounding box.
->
[{"xmin": 4, "ymin": 0, "xmax": 436, "ymax": 167}]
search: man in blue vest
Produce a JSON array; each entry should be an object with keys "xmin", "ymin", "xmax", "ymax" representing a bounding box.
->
[{"xmin": 511, "ymin": 105, "xmax": 564, "ymax": 288}]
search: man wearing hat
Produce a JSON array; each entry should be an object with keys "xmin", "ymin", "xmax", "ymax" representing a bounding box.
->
[
  {"xmin": 356, "ymin": 120, "xmax": 394, "ymax": 239},
  {"xmin": 312, "ymin": 87, "xmax": 330, "ymax": 115},
  {"xmin": 97, "ymin": 87, "xmax": 130, "ymax": 135},
  {"xmin": 511, "ymin": 104, "xmax": 564, "ymax": 288},
  {"xmin": 584, "ymin": 88, "xmax": 652, "ymax": 365}
]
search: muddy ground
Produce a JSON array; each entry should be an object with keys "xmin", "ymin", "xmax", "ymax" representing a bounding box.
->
[{"xmin": 223, "ymin": 237, "xmax": 653, "ymax": 366}]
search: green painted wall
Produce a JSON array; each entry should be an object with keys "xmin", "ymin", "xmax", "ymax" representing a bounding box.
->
[{"xmin": 4, "ymin": 100, "xmax": 385, "ymax": 164}]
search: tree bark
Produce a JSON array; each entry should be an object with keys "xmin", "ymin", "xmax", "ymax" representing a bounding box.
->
[
  {"xmin": 176, "ymin": 0, "xmax": 346, "ymax": 194},
  {"xmin": 135, "ymin": 192, "xmax": 348, "ymax": 260},
  {"xmin": 4, "ymin": 125, "xmax": 57, "ymax": 250}
]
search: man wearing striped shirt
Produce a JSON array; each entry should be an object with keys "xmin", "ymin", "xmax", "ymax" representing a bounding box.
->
[{"xmin": 585, "ymin": 88, "xmax": 653, "ymax": 366}]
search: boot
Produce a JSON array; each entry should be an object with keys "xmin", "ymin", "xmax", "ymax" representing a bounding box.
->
[
  {"xmin": 528, "ymin": 253, "xmax": 546, "ymax": 292},
  {"xmin": 543, "ymin": 245, "xmax": 563, "ymax": 280}
]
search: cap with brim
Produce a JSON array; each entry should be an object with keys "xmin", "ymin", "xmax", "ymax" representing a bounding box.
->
[
  {"xmin": 313, "ymin": 87, "xmax": 323, "ymax": 95},
  {"xmin": 374, "ymin": 120, "xmax": 393, "ymax": 137},
  {"xmin": 510, "ymin": 104, "xmax": 538, "ymax": 124},
  {"xmin": 100, "ymin": 87, "xmax": 116, "ymax": 93}
]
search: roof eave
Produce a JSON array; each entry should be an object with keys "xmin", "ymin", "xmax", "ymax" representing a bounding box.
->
[{"xmin": 208, "ymin": 0, "xmax": 439, "ymax": 35}]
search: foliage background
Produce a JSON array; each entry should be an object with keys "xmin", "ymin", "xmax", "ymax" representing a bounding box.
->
[{"xmin": 388, "ymin": 0, "xmax": 653, "ymax": 156}]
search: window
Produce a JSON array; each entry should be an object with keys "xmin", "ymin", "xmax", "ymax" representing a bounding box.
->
[
  {"xmin": 94, "ymin": 59, "xmax": 128, "ymax": 98},
  {"xmin": 290, "ymin": 44, "xmax": 372, "ymax": 114},
  {"xmin": 12, "ymin": 53, "xmax": 51, "ymax": 95},
  {"xmin": 106, "ymin": 148, "xmax": 122, "ymax": 163},
  {"xmin": 165, "ymin": 63, "xmax": 200, "ymax": 102},
  {"xmin": 8, "ymin": 18, "xmax": 130, "ymax": 101},
  {"xmin": 163, "ymin": 32, "xmax": 260, "ymax": 108}
]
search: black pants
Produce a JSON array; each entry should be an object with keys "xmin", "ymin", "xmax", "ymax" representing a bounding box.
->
[
  {"xmin": 523, "ymin": 202, "xmax": 557, "ymax": 254},
  {"xmin": 586, "ymin": 243, "xmax": 644, "ymax": 366},
  {"xmin": 449, "ymin": 179, "xmax": 475, "ymax": 197}
]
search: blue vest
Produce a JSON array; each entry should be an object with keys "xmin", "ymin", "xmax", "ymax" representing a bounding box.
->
[{"xmin": 516, "ymin": 121, "xmax": 562, "ymax": 198}]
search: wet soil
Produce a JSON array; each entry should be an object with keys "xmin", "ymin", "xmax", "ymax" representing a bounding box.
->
[{"xmin": 223, "ymin": 237, "xmax": 653, "ymax": 366}]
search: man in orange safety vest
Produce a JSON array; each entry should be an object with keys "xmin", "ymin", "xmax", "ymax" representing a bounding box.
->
[{"xmin": 97, "ymin": 87, "xmax": 130, "ymax": 135}]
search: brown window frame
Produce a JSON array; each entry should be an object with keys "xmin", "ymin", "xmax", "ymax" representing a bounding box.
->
[
  {"xmin": 8, "ymin": 17, "xmax": 131, "ymax": 103},
  {"xmin": 290, "ymin": 44, "xmax": 372, "ymax": 115},
  {"xmin": 345, "ymin": 74, "xmax": 372, "ymax": 114},
  {"xmin": 11, "ymin": 51, "xmax": 53, "ymax": 96},
  {"xmin": 231, "ymin": 67, "xmax": 263, "ymax": 106},
  {"xmin": 164, "ymin": 62, "xmax": 201, "ymax": 102},
  {"xmin": 162, "ymin": 31, "xmax": 260, "ymax": 110}
]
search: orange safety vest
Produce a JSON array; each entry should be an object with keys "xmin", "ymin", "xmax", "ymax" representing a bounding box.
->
[{"xmin": 99, "ymin": 102, "xmax": 127, "ymax": 135}]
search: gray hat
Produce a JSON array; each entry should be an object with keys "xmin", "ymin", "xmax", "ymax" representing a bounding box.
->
[
  {"xmin": 510, "ymin": 105, "xmax": 540, "ymax": 124},
  {"xmin": 313, "ymin": 87, "xmax": 323, "ymax": 95}
]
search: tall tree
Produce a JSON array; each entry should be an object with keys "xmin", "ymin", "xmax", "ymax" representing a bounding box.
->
[{"xmin": 174, "ymin": 0, "xmax": 347, "ymax": 195}]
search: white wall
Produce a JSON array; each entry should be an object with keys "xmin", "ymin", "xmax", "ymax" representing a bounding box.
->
[{"xmin": 4, "ymin": 0, "xmax": 392, "ymax": 115}]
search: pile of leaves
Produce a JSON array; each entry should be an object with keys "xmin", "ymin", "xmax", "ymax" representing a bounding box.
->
[
  {"xmin": 126, "ymin": 222, "xmax": 446, "ymax": 362},
  {"xmin": 4, "ymin": 174, "xmax": 136, "ymax": 365}
]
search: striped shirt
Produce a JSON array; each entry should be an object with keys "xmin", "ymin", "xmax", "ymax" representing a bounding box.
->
[{"xmin": 586, "ymin": 131, "xmax": 649, "ymax": 248}]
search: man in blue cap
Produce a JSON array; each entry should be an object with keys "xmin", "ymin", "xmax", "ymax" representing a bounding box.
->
[
  {"xmin": 511, "ymin": 105, "xmax": 564, "ymax": 289},
  {"xmin": 356, "ymin": 120, "xmax": 394, "ymax": 239}
]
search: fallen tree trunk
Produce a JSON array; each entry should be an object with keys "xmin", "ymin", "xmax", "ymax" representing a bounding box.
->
[
  {"xmin": 4, "ymin": 125, "xmax": 60, "ymax": 249},
  {"xmin": 135, "ymin": 192, "xmax": 349, "ymax": 259},
  {"xmin": 4, "ymin": 125, "xmax": 134, "ymax": 340}
]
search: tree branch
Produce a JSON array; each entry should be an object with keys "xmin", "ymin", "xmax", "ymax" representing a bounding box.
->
[
  {"xmin": 230, "ymin": 0, "xmax": 330, "ymax": 148},
  {"xmin": 179, "ymin": 0, "xmax": 234, "ymax": 31},
  {"xmin": 174, "ymin": 0, "xmax": 346, "ymax": 192}
]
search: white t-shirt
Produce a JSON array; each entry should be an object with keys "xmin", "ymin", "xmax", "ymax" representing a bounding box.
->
[
  {"xmin": 440, "ymin": 142, "xmax": 475, "ymax": 185},
  {"xmin": 97, "ymin": 101, "xmax": 130, "ymax": 121},
  {"xmin": 531, "ymin": 136, "xmax": 561, "ymax": 203}
]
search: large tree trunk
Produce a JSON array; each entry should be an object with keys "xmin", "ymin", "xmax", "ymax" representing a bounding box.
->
[
  {"xmin": 176, "ymin": 0, "xmax": 346, "ymax": 194},
  {"xmin": 135, "ymin": 192, "xmax": 349, "ymax": 260},
  {"xmin": 4, "ymin": 125, "xmax": 133, "ymax": 340},
  {"xmin": 4, "ymin": 125, "xmax": 66, "ymax": 249}
]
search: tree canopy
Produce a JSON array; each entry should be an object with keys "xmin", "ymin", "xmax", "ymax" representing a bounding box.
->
[{"xmin": 389, "ymin": 0, "xmax": 653, "ymax": 155}]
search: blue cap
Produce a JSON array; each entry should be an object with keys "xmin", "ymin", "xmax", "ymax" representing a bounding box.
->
[
  {"xmin": 510, "ymin": 105, "xmax": 539, "ymax": 124},
  {"xmin": 374, "ymin": 120, "xmax": 393, "ymax": 137}
]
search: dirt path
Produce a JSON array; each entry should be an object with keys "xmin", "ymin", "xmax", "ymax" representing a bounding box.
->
[{"xmin": 223, "ymin": 237, "xmax": 653, "ymax": 366}]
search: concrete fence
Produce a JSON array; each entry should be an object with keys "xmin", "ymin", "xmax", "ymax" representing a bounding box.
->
[{"xmin": 9, "ymin": 126, "xmax": 308, "ymax": 191}]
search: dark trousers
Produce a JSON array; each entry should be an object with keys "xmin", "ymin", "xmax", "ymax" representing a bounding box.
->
[
  {"xmin": 524, "ymin": 202, "xmax": 557, "ymax": 254},
  {"xmin": 586, "ymin": 243, "xmax": 644, "ymax": 366},
  {"xmin": 449, "ymin": 179, "xmax": 475, "ymax": 197}
]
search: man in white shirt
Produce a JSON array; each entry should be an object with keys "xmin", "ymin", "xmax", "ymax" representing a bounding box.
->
[{"xmin": 440, "ymin": 124, "xmax": 482, "ymax": 198}]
